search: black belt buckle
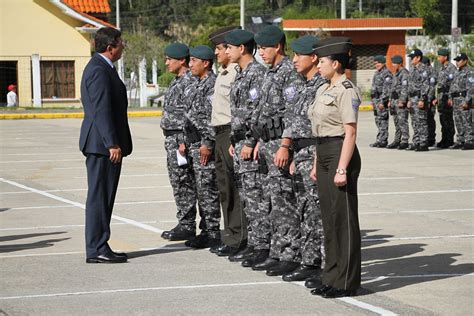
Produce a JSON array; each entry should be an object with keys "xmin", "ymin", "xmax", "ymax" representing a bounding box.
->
[{"xmin": 215, "ymin": 124, "xmax": 230, "ymax": 133}]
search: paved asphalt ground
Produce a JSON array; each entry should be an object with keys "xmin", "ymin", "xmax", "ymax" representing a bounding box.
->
[{"xmin": 0, "ymin": 112, "xmax": 472, "ymax": 315}]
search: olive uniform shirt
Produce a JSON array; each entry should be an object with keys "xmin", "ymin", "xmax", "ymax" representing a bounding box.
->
[
  {"xmin": 211, "ymin": 63, "xmax": 238, "ymax": 127},
  {"xmin": 308, "ymin": 74, "xmax": 361, "ymax": 137}
]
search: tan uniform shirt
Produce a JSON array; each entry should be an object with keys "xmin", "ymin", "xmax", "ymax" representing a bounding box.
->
[
  {"xmin": 308, "ymin": 74, "xmax": 361, "ymax": 137},
  {"xmin": 211, "ymin": 63, "xmax": 237, "ymax": 126}
]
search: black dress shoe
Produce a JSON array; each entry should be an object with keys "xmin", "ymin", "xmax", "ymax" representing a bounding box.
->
[
  {"xmin": 112, "ymin": 251, "xmax": 128, "ymax": 259},
  {"xmin": 415, "ymin": 145, "xmax": 429, "ymax": 151},
  {"xmin": 407, "ymin": 143, "xmax": 417, "ymax": 151},
  {"xmin": 86, "ymin": 252, "xmax": 127, "ymax": 264},
  {"xmin": 378, "ymin": 142, "xmax": 388, "ymax": 148},
  {"xmin": 185, "ymin": 234, "xmax": 221, "ymax": 249},
  {"xmin": 228, "ymin": 246, "xmax": 254, "ymax": 262},
  {"xmin": 241, "ymin": 249, "xmax": 269, "ymax": 267},
  {"xmin": 386, "ymin": 141, "xmax": 400, "ymax": 149},
  {"xmin": 322, "ymin": 287, "xmax": 357, "ymax": 298},
  {"xmin": 282, "ymin": 264, "xmax": 321, "ymax": 282},
  {"xmin": 462, "ymin": 143, "xmax": 474, "ymax": 150},
  {"xmin": 305, "ymin": 276, "xmax": 323, "ymax": 288},
  {"xmin": 369, "ymin": 142, "xmax": 380, "ymax": 148},
  {"xmin": 450, "ymin": 143, "xmax": 463, "ymax": 149},
  {"xmin": 398, "ymin": 142, "xmax": 408, "ymax": 150},
  {"xmin": 216, "ymin": 245, "xmax": 239, "ymax": 257},
  {"xmin": 310, "ymin": 284, "xmax": 332, "ymax": 295},
  {"xmin": 252, "ymin": 257, "xmax": 278, "ymax": 271},
  {"xmin": 209, "ymin": 243, "xmax": 224, "ymax": 254},
  {"xmin": 266, "ymin": 261, "xmax": 300, "ymax": 276},
  {"xmin": 166, "ymin": 225, "xmax": 195, "ymax": 241}
]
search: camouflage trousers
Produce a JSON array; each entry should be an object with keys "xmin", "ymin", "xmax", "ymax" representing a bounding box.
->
[
  {"xmin": 453, "ymin": 98, "xmax": 474, "ymax": 144},
  {"xmin": 164, "ymin": 134, "xmax": 197, "ymax": 231},
  {"xmin": 395, "ymin": 104, "xmax": 410, "ymax": 143},
  {"xmin": 293, "ymin": 145, "xmax": 325, "ymax": 267},
  {"xmin": 375, "ymin": 106, "xmax": 389, "ymax": 143},
  {"xmin": 389, "ymin": 101, "xmax": 401, "ymax": 143},
  {"xmin": 409, "ymin": 98, "xmax": 429, "ymax": 147},
  {"xmin": 437, "ymin": 95, "xmax": 455, "ymax": 144},
  {"xmin": 233, "ymin": 141, "xmax": 271, "ymax": 249},
  {"xmin": 188, "ymin": 142, "xmax": 221, "ymax": 238},
  {"xmin": 260, "ymin": 139, "xmax": 299, "ymax": 262},
  {"xmin": 427, "ymin": 105, "xmax": 437, "ymax": 145}
]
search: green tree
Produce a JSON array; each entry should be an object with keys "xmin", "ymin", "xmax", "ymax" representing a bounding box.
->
[{"xmin": 410, "ymin": 0, "xmax": 443, "ymax": 36}]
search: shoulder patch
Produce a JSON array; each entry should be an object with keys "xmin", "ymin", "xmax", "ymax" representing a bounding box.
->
[
  {"xmin": 468, "ymin": 76, "xmax": 474, "ymax": 83},
  {"xmin": 284, "ymin": 85, "xmax": 297, "ymax": 101},
  {"xmin": 352, "ymin": 98, "xmax": 361, "ymax": 113},
  {"xmin": 402, "ymin": 79, "xmax": 408, "ymax": 86},
  {"xmin": 342, "ymin": 80, "xmax": 353, "ymax": 89},
  {"xmin": 249, "ymin": 88, "xmax": 259, "ymax": 101}
]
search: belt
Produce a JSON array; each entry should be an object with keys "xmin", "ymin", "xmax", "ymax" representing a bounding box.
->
[
  {"xmin": 409, "ymin": 91, "xmax": 421, "ymax": 98},
  {"xmin": 163, "ymin": 129, "xmax": 181, "ymax": 137},
  {"xmin": 437, "ymin": 88, "xmax": 449, "ymax": 94},
  {"xmin": 315, "ymin": 136, "xmax": 344, "ymax": 144},
  {"xmin": 214, "ymin": 124, "xmax": 231, "ymax": 133},
  {"xmin": 292, "ymin": 138, "xmax": 318, "ymax": 152},
  {"xmin": 451, "ymin": 91, "xmax": 467, "ymax": 98}
]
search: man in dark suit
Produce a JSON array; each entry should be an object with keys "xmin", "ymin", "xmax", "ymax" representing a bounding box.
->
[{"xmin": 79, "ymin": 27, "xmax": 132, "ymax": 263}]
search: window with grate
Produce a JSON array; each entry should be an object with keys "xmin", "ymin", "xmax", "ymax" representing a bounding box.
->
[
  {"xmin": 40, "ymin": 61, "xmax": 75, "ymax": 99},
  {"xmin": 352, "ymin": 45, "xmax": 389, "ymax": 70}
]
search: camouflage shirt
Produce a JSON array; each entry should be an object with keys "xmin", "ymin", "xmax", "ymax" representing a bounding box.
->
[
  {"xmin": 426, "ymin": 65, "xmax": 437, "ymax": 101},
  {"xmin": 160, "ymin": 70, "xmax": 197, "ymax": 143},
  {"xmin": 449, "ymin": 65, "xmax": 473, "ymax": 104},
  {"xmin": 282, "ymin": 72, "xmax": 327, "ymax": 139},
  {"xmin": 437, "ymin": 62, "xmax": 457, "ymax": 95},
  {"xmin": 184, "ymin": 71, "xmax": 217, "ymax": 148},
  {"xmin": 252, "ymin": 57, "xmax": 303, "ymax": 137},
  {"xmin": 229, "ymin": 60, "xmax": 267, "ymax": 147},
  {"xmin": 408, "ymin": 63, "xmax": 431, "ymax": 99},
  {"xmin": 389, "ymin": 67, "xmax": 409, "ymax": 103},
  {"xmin": 371, "ymin": 66, "xmax": 393, "ymax": 105}
]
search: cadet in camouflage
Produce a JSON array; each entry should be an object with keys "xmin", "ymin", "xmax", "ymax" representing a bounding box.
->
[
  {"xmin": 183, "ymin": 45, "xmax": 221, "ymax": 248},
  {"xmin": 370, "ymin": 55, "xmax": 393, "ymax": 148},
  {"xmin": 160, "ymin": 43, "xmax": 198, "ymax": 241},
  {"xmin": 387, "ymin": 55, "xmax": 410, "ymax": 149},
  {"xmin": 448, "ymin": 53, "xmax": 474, "ymax": 150},
  {"xmin": 435, "ymin": 48, "xmax": 457, "ymax": 148},
  {"xmin": 407, "ymin": 49, "xmax": 431, "ymax": 151},
  {"xmin": 422, "ymin": 56, "xmax": 437, "ymax": 147},
  {"xmin": 252, "ymin": 25, "xmax": 304, "ymax": 276}
]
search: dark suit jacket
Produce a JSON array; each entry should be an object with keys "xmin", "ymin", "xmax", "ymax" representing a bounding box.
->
[{"xmin": 79, "ymin": 53, "xmax": 132, "ymax": 157}]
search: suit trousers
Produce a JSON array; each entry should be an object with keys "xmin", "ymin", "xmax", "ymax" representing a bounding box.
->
[
  {"xmin": 85, "ymin": 154, "xmax": 122, "ymax": 258},
  {"xmin": 316, "ymin": 140, "xmax": 361, "ymax": 291},
  {"xmin": 215, "ymin": 126, "xmax": 247, "ymax": 247}
]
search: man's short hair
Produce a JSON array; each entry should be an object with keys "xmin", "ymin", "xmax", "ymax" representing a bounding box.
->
[{"xmin": 94, "ymin": 27, "xmax": 122, "ymax": 53}]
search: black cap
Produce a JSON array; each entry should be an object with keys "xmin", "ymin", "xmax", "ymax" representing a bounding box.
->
[
  {"xmin": 408, "ymin": 49, "xmax": 423, "ymax": 58},
  {"xmin": 255, "ymin": 25, "xmax": 285, "ymax": 46},
  {"xmin": 290, "ymin": 35, "xmax": 319, "ymax": 55},
  {"xmin": 190, "ymin": 45, "xmax": 214, "ymax": 60},
  {"xmin": 453, "ymin": 53, "xmax": 468, "ymax": 61},
  {"xmin": 391, "ymin": 55, "xmax": 403, "ymax": 64},
  {"xmin": 209, "ymin": 26, "xmax": 242, "ymax": 45},
  {"xmin": 164, "ymin": 43, "xmax": 189, "ymax": 59},
  {"xmin": 313, "ymin": 37, "xmax": 352, "ymax": 57}
]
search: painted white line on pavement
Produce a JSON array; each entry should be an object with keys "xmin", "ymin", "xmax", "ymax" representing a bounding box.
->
[
  {"xmin": 7, "ymin": 200, "xmax": 175, "ymax": 210},
  {"xmin": 0, "ymin": 221, "xmax": 159, "ymax": 231},
  {"xmin": 0, "ymin": 281, "xmax": 285, "ymax": 300},
  {"xmin": 115, "ymin": 200, "xmax": 174, "ymax": 205},
  {"xmin": 0, "ymin": 178, "xmax": 165, "ymax": 234},
  {"xmin": 363, "ymin": 234, "xmax": 473, "ymax": 242},
  {"xmin": 338, "ymin": 297, "xmax": 397, "ymax": 316},
  {"xmin": 0, "ymin": 150, "xmax": 163, "ymax": 156},
  {"xmin": 359, "ymin": 177, "xmax": 414, "ymax": 180},
  {"xmin": 0, "ymin": 156, "xmax": 165, "ymax": 164},
  {"xmin": 362, "ymin": 273, "xmax": 474, "ymax": 280},
  {"xmin": 74, "ymin": 173, "xmax": 168, "ymax": 179},
  {"xmin": 359, "ymin": 189, "xmax": 474, "ymax": 196},
  {"xmin": 361, "ymin": 208, "xmax": 474, "ymax": 215},
  {"xmin": 0, "ymin": 185, "xmax": 171, "ymax": 195}
]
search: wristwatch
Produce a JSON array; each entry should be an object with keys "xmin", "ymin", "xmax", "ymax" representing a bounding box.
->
[{"xmin": 336, "ymin": 168, "xmax": 347, "ymax": 175}]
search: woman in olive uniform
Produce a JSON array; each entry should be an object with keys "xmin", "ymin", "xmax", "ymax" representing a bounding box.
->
[{"xmin": 307, "ymin": 37, "xmax": 362, "ymax": 298}]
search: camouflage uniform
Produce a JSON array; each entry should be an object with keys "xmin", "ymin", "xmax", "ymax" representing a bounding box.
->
[
  {"xmin": 230, "ymin": 60, "xmax": 269, "ymax": 249},
  {"xmin": 160, "ymin": 70, "xmax": 198, "ymax": 231},
  {"xmin": 389, "ymin": 67, "xmax": 410, "ymax": 144},
  {"xmin": 183, "ymin": 72, "xmax": 221, "ymax": 238},
  {"xmin": 426, "ymin": 65, "xmax": 438, "ymax": 145},
  {"xmin": 408, "ymin": 63, "xmax": 431, "ymax": 148},
  {"xmin": 436, "ymin": 62, "xmax": 457, "ymax": 145},
  {"xmin": 449, "ymin": 65, "xmax": 474, "ymax": 145},
  {"xmin": 252, "ymin": 57, "xmax": 303, "ymax": 262},
  {"xmin": 282, "ymin": 72, "xmax": 327, "ymax": 267},
  {"xmin": 371, "ymin": 66, "xmax": 393, "ymax": 144}
]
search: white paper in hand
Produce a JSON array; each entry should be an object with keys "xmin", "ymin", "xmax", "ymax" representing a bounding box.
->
[{"xmin": 176, "ymin": 150, "xmax": 188, "ymax": 166}]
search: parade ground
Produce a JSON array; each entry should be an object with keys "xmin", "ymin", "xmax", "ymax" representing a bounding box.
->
[{"xmin": 0, "ymin": 112, "xmax": 472, "ymax": 315}]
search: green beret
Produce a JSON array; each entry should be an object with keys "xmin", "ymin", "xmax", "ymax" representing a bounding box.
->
[
  {"xmin": 190, "ymin": 45, "xmax": 214, "ymax": 60},
  {"xmin": 164, "ymin": 43, "xmax": 189, "ymax": 59},
  {"xmin": 209, "ymin": 25, "xmax": 241, "ymax": 45},
  {"xmin": 421, "ymin": 56, "xmax": 430, "ymax": 65},
  {"xmin": 437, "ymin": 48, "xmax": 449, "ymax": 56},
  {"xmin": 391, "ymin": 55, "xmax": 403, "ymax": 64},
  {"xmin": 374, "ymin": 55, "xmax": 386, "ymax": 63},
  {"xmin": 255, "ymin": 25, "xmax": 285, "ymax": 46},
  {"xmin": 224, "ymin": 29, "xmax": 254, "ymax": 46},
  {"xmin": 290, "ymin": 35, "xmax": 319, "ymax": 55},
  {"xmin": 313, "ymin": 37, "xmax": 352, "ymax": 57}
]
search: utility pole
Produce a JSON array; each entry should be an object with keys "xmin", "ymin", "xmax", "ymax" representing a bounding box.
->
[
  {"xmin": 359, "ymin": 0, "xmax": 362, "ymax": 13},
  {"xmin": 116, "ymin": 0, "xmax": 125, "ymax": 81},
  {"xmin": 450, "ymin": 0, "xmax": 458, "ymax": 62},
  {"xmin": 341, "ymin": 0, "xmax": 346, "ymax": 19},
  {"xmin": 240, "ymin": 0, "xmax": 245, "ymax": 29}
]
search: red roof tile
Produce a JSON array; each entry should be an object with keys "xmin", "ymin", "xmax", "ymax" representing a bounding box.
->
[
  {"xmin": 63, "ymin": 0, "xmax": 111, "ymax": 14},
  {"xmin": 283, "ymin": 18, "xmax": 423, "ymax": 30}
]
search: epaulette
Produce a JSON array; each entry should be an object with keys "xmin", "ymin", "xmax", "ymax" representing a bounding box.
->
[{"xmin": 342, "ymin": 80, "xmax": 353, "ymax": 89}]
